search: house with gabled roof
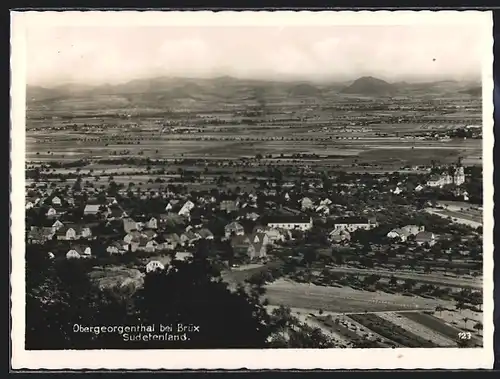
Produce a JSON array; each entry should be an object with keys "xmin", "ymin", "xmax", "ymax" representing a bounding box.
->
[
  {"xmin": 146, "ymin": 260, "xmax": 165, "ymax": 273},
  {"xmin": 142, "ymin": 229, "xmax": 157, "ymax": 240},
  {"xmin": 51, "ymin": 220, "xmax": 64, "ymax": 232},
  {"xmin": 329, "ymin": 229, "xmax": 351, "ymax": 243},
  {"xmin": 27, "ymin": 226, "xmax": 54, "ymax": 244},
  {"xmin": 146, "ymin": 217, "xmax": 158, "ymax": 230},
  {"xmin": 178, "ymin": 200, "xmax": 195, "ymax": 217},
  {"xmin": 230, "ymin": 234, "xmax": 267, "ymax": 260},
  {"xmin": 163, "ymin": 233, "xmax": 181, "ymax": 250},
  {"xmin": 387, "ymin": 225, "xmax": 424, "ymax": 242},
  {"xmin": 180, "ymin": 230, "xmax": 200, "ymax": 246},
  {"xmin": 416, "ymin": 231, "xmax": 436, "ymax": 246},
  {"xmin": 196, "ymin": 228, "xmax": 214, "ymax": 240},
  {"xmin": 66, "ymin": 250, "xmax": 81, "ymax": 259},
  {"xmin": 56, "ymin": 227, "xmax": 77, "ymax": 241},
  {"xmin": 300, "ymin": 197, "xmax": 314, "ymax": 211},
  {"xmin": 46, "ymin": 207, "xmax": 57, "ymax": 217},
  {"xmin": 137, "ymin": 238, "xmax": 158, "ymax": 253},
  {"xmin": 124, "ymin": 230, "xmax": 143, "ymax": 244},
  {"xmin": 123, "ymin": 217, "xmax": 140, "ymax": 233},
  {"xmin": 224, "ymin": 221, "xmax": 245, "ymax": 238},
  {"xmin": 66, "ymin": 245, "xmax": 91, "ymax": 259},
  {"xmin": 107, "ymin": 206, "xmax": 127, "ymax": 220},
  {"xmin": 106, "ymin": 242, "xmax": 124, "ymax": 255}
]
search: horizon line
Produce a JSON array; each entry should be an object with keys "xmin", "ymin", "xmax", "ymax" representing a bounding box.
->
[{"xmin": 27, "ymin": 74, "xmax": 482, "ymax": 89}]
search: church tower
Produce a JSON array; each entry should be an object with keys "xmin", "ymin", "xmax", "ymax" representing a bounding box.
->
[{"xmin": 453, "ymin": 157, "xmax": 465, "ymax": 186}]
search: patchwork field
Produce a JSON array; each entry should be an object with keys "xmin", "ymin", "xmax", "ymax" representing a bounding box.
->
[{"xmin": 264, "ymin": 279, "xmax": 455, "ymax": 313}]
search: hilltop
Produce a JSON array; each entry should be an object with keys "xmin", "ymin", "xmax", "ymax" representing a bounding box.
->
[{"xmin": 340, "ymin": 76, "xmax": 397, "ymax": 96}]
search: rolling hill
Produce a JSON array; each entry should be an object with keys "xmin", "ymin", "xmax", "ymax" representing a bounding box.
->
[{"xmin": 340, "ymin": 76, "xmax": 397, "ymax": 96}]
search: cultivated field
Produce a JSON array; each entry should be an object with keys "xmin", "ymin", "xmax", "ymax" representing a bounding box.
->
[{"xmin": 264, "ymin": 279, "xmax": 456, "ymax": 313}]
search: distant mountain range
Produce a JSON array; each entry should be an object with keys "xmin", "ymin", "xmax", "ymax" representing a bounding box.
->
[{"xmin": 27, "ymin": 75, "xmax": 482, "ymax": 103}]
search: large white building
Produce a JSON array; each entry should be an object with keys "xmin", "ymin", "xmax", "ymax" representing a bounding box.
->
[
  {"xmin": 266, "ymin": 215, "xmax": 313, "ymax": 231},
  {"xmin": 332, "ymin": 217, "xmax": 378, "ymax": 233}
]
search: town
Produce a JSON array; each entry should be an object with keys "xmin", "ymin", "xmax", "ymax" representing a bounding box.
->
[{"xmin": 25, "ymin": 75, "xmax": 483, "ymax": 350}]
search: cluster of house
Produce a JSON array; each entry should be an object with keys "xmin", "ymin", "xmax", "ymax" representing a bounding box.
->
[
  {"xmin": 27, "ymin": 177, "xmax": 446, "ymax": 262},
  {"xmin": 327, "ymin": 217, "xmax": 378, "ymax": 243},
  {"xmin": 223, "ymin": 217, "xmax": 311, "ymax": 260},
  {"xmin": 386, "ymin": 225, "xmax": 436, "ymax": 246}
]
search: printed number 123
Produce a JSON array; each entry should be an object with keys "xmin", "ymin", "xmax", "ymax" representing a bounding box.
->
[{"xmin": 458, "ymin": 332, "xmax": 472, "ymax": 340}]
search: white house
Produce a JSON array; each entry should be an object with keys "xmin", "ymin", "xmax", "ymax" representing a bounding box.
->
[
  {"xmin": 300, "ymin": 197, "xmax": 314, "ymax": 211},
  {"xmin": 46, "ymin": 207, "xmax": 57, "ymax": 217},
  {"xmin": 178, "ymin": 200, "xmax": 195, "ymax": 217},
  {"xmin": 51, "ymin": 220, "xmax": 64, "ymax": 232},
  {"xmin": 66, "ymin": 250, "xmax": 81, "ymax": 259},
  {"xmin": 165, "ymin": 202, "xmax": 173, "ymax": 211},
  {"xmin": 52, "ymin": 196, "xmax": 62, "ymax": 206},
  {"xmin": 56, "ymin": 227, "xmax": 77, "ymax": 241},
  {"xmin": 146, "ymin": 217, "xmax": 158, "ymax": 229},
  {"xmin": 415, "ymin": 184, "xmax": 424, "ymax": 192},
  {"xmin": 81, "ymin": 246, "xmax": 92, "ymax": 256},
  {"xmin": 174, "ymin": 252, "xmax": 193, "ymax": 261},
  {"xmin": 267, "ymin": 215, "xmax": 313, "ymax": 231},
  {"xmin": 387, "ymin": 225, "xmax": 424, "ymax": 242},
  {"xmin": 146, "ymin": 260, "xmax": 165, "ymax": 273}
]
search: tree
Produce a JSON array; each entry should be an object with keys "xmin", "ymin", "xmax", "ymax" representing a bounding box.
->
[
  {"xmin": 302, "ymin": 247, "xmax": 318, "ymax": 267},
  {"xmin": 389, "ymin": 275, "xmax": 398, "ymax": 286},
  {"xmin": 403, "ymin": 279, "xmax": 416, "ymax": 292},
  {"xmin": 473, "ymin": 321, "xmax": 483, "ymax": 335},
  {"xmin": 130, "ymin": 258, "xmax": 271, "ymax": 349},
  {"xmin": 462, "ymin": 317, "xmax": 470, "ymax": 329},
  {"xmin": 26, "ymin": 259, "xmax": 128, "ymax": 349}
]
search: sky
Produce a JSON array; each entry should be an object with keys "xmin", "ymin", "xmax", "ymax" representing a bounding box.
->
[{"xmin": 25, "ymin": 25, "xmax": 485, "ymax": 87}]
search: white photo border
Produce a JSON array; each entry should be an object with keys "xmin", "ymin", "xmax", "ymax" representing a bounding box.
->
[{"xmin": 10, "ymin": 10, "xmax": 495, "ymax": 370}]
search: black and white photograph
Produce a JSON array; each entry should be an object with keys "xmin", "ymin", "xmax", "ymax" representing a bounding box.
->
[{"xmin": 10, "ymin": 10, "xmax": 494, "ymax": 370}]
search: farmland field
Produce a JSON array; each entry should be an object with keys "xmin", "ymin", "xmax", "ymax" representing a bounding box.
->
[
  {"xmin": 402, "ymin": 312, "xmax": 482, "ymax": 347},
  {"xmin": 264, "ymin": 279, "xmax": 455, "ymax": 313},
  {"xmin": 376, "ymin": 312, "xmax": 457, "ymax": 347},
  {"xmin": 348, "ymin": 313, "xmax": 439, "ymax": 348}
]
